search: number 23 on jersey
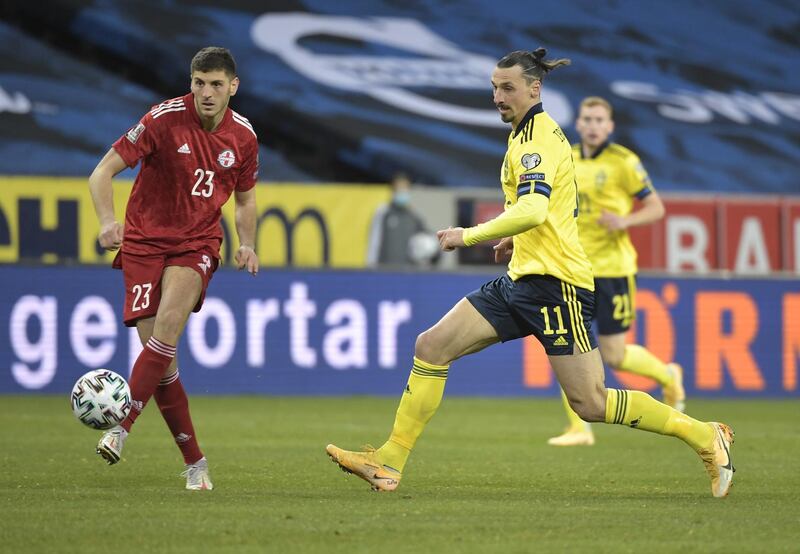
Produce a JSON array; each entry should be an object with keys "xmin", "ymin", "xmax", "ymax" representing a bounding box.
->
[{"xmin": 192, "ymin": 168, "xmax": 215, "ymax": 198}]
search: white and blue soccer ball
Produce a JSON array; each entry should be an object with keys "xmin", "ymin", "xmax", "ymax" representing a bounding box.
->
[{"xmin": 70, "ymin": 369, "xmax": 132, "ymax": 430}]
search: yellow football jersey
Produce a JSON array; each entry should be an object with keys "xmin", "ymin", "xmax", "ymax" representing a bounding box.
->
[
  {"xmin": 572, "ymin": 142, "xmax": 654, "ymax": 277},
  {"xmin": 502, "ymin": 104, "xmax": 594, "ymax": 290}
]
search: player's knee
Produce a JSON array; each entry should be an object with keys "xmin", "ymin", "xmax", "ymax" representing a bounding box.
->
[
  {"xmin": 604, "ymin": 350, "xmax": 624, "ymax": 369},
  {"xmin": 567, "ymin": 386, "xmax": 607, "ymax": 422},
  {"xmin": 153, "ymin": 309, "xmax": 186, "ymax": 344},
  {"xmin": 414, "ymin": 330, "xmax": 448, "ymax": 366},
  {"xmin": 568, "ymin": 399, "xmax": 599, "ymax": 422},
  {"xmin": 599, "ymin": 343, "xmax": 625, "ymax": 369}
]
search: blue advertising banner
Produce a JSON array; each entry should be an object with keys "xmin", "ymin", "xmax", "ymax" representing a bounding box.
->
[{"xmin": 0, "ymin": 266, "xmax": 797, "ymax": 397}]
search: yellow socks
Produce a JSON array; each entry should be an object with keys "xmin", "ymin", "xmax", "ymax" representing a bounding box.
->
[
  {"xmin": 376, "ymin": 357, "xmax": 449, "ymax": 472},
  {"xmin": 560, "ymin": 388, "xmax": 590, "ymax": 431},
  {"xmin": 605, "ymin": 388, "xmax": 713, "ymax": 451},
  {"xmin": 619, "ymin": 344, "xmax": 673, "ymax": 386}
]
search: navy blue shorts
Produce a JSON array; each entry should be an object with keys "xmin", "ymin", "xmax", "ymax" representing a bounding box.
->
[
  {"xmin": 594, "ymin": 275, "xmax": 636, "ymax": 335},
  {"xmin": 466, "ymin": 274, "xmax": 597, "ymax": 355}
]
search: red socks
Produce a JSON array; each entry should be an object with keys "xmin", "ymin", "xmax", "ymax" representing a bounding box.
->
[
  {"xmin": 120, "ymin": 336, "xmax": 203, "ymax": 464},
  {"xmin": 121, "ymin": 337, "xmax": 176, "ymax": 432},
  {"xmin": 154, "ymin": 371, "xmax": 203, "ymax": 464}
]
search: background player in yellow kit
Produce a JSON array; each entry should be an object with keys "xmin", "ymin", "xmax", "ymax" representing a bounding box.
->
[
  {"xmin": 325, "ymin": 49, "xmax": 734, "ymax": 499},
  {"xmin": 548, "ymin": 96, "xmax": 686, "ymax": 446}
]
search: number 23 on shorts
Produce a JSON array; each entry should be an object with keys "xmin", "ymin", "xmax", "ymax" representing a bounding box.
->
[{"xmin": 131, "ymin": 283, "xmax": 153, "ymax": 312}]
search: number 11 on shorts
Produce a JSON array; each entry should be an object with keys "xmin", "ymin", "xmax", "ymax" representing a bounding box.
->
[{"xmin": 540, "ymin": 305, "xmax": 568, "ymax": 335}]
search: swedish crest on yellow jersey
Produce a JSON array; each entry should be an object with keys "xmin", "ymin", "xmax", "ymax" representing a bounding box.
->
[
  {"xmin": 572, "ymin": 141, "xmax": 654, "ymax": 277},
  {"xmin": 502, "ymin": 104, "xmax": 593, "ymax": 290}
]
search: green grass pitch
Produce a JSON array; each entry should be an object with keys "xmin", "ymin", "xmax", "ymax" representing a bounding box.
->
[{"xmin": 1, "ymin": 396, "xmax": 798, "ymax": 553}]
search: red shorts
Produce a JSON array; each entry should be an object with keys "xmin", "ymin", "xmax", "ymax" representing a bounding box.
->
[{"xmin": 112, "ymin": 249, "xmax": 219, "ymax": 327}]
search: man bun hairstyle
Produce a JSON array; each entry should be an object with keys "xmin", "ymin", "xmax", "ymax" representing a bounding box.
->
[
  {"xmin": 497, "ymin": 47, "xmax": 571, "ymax": 84},
  {"xmin": 190, "ymin": 47, "xmax": 237, "ymax": 78}
]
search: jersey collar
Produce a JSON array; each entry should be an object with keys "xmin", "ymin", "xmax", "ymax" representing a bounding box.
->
[
  {"xmin": 513, "ymin": 102, "xmax": 544, "ymax": 138},
  {"xmin": 581, "ymin": 140, "xmax": 610, "ymax": 159}
]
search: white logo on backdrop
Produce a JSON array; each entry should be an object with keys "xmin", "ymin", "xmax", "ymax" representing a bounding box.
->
[
  {"xmin": 0, "ymin": 86, "xmax": 32, "ymax": 114},
  {"xmin": 610, "ymin": 82, "xmax": 800, "ymax": 125},
  {"xmin": 250, "ymin": 13, "xmax": 572, "ymax": 127},
  {"xmin": 0, "ymin": 86, "xmax": 58, "ymax": 116}
]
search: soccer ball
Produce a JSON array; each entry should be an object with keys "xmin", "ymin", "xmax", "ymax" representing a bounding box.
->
[
  {"xmin": 70, "ymin": 369, "xmax": 132, "ymax": 430},
  {"xmin": 408, "ymin": 232, "xmax": 439, "ymax": 264}
]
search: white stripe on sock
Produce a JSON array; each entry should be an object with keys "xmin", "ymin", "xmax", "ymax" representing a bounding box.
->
[
  {"xmin": 159, "ymin": 371, "xmax": 180, "ymax": 386},
  {"xmin": 146, "ymin": 337, "xmax": 176, "ymax": 358}
]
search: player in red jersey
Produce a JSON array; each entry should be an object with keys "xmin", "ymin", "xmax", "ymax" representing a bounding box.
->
[{"xmin": 88, "ymin": 47, "xmax": 259, "ymax": 490}]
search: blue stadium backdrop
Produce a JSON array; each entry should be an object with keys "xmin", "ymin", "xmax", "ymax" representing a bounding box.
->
[
  {"xmin": 2, "ymin": 1, "xmax": 798, "ymax": 191},
  {"xmin": 1, "ymin": 266, "xmax": 797, "ymax": 397}
]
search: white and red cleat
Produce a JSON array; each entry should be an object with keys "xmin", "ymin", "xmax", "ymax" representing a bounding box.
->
[
  {"xmin": 182, "ymin": 457, "xmax": 213, "ymax": 491},
  {"xmin": 96, "ymin": 426, "xmax": 128, "ymax": 465}
]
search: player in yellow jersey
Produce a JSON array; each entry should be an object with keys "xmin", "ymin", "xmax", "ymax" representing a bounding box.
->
[
  {"xmin": 325, "ymin": 48, "xmax": 735, "ymax": 498},
  {"xmin": 548, "ymin": 96, "xmax": 686, "ymax": 447}
]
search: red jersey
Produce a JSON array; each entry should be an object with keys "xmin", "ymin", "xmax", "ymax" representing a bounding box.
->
[{"xmin": 112, "ymin": 92, "xmax": 259, "ymax": 258}]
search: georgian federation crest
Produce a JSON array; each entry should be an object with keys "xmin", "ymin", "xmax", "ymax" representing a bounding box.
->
[{"xmin": 217, "ymin": 149, "xmax": 235, "ymax": 168}]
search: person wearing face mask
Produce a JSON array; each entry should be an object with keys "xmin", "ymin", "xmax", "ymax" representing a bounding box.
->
[{"xmin": 366, "ymin": 172, "xmax": 436, "ymax": 267}]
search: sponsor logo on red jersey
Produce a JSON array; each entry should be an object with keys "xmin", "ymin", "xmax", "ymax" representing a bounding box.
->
[{"xmin": 217, "ymin": 149, "xmax": 235, "ymax": 168}]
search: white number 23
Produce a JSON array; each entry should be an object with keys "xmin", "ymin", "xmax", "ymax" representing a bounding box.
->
[
  {"xmin": 131, "ymin": 283, "xmax": 152, "ymax": 312},
  {"xmin": 192, "ymin": 168, "xmax": 215, "ymax": 197}
]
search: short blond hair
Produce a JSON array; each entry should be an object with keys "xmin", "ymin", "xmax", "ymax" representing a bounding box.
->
[{"xmin": 579, "ymin": 96, "xmax": 613, "ymax": 118}]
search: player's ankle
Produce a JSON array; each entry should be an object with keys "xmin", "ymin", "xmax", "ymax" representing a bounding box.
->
[{"xmin": 376, "ymin": 440, "xmax": 410, "ymax": 472}]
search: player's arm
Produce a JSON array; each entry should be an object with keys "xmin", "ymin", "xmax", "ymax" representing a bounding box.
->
[
  {"xmin": 88, "ymin": 148, "xmax": 128, "ymax": 251},
  {"xmin": 598, "ymin": 189, "xmax": 665, "ymax": 230},
  {"xmin": 493, "ymin": 236, "xmax": 514, "ymax": 263},
  {"xmin": 234, "ymin": 187, "xmax": 258, "ymax": 276},
  {"xmin": 439, "ymin": 134, "xmax": 562, "ymax": 251},
  {"xmin": 626, "ymin": 189, "xmax": 664, "ymax": 226},
  {"xmin": 598, "ymin": 155, "xmax": 664, "ymax": 231},
  {"xmin": 437, "ymin": 193, "xmax": 549, "ymax": 250},
  {"xmin": 466, "ymin": 193, "xmax": 549, "ymax": 244},
  {"xmin": 439, "ymin": 139, "xmax": 557, "ymax": 250}
]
